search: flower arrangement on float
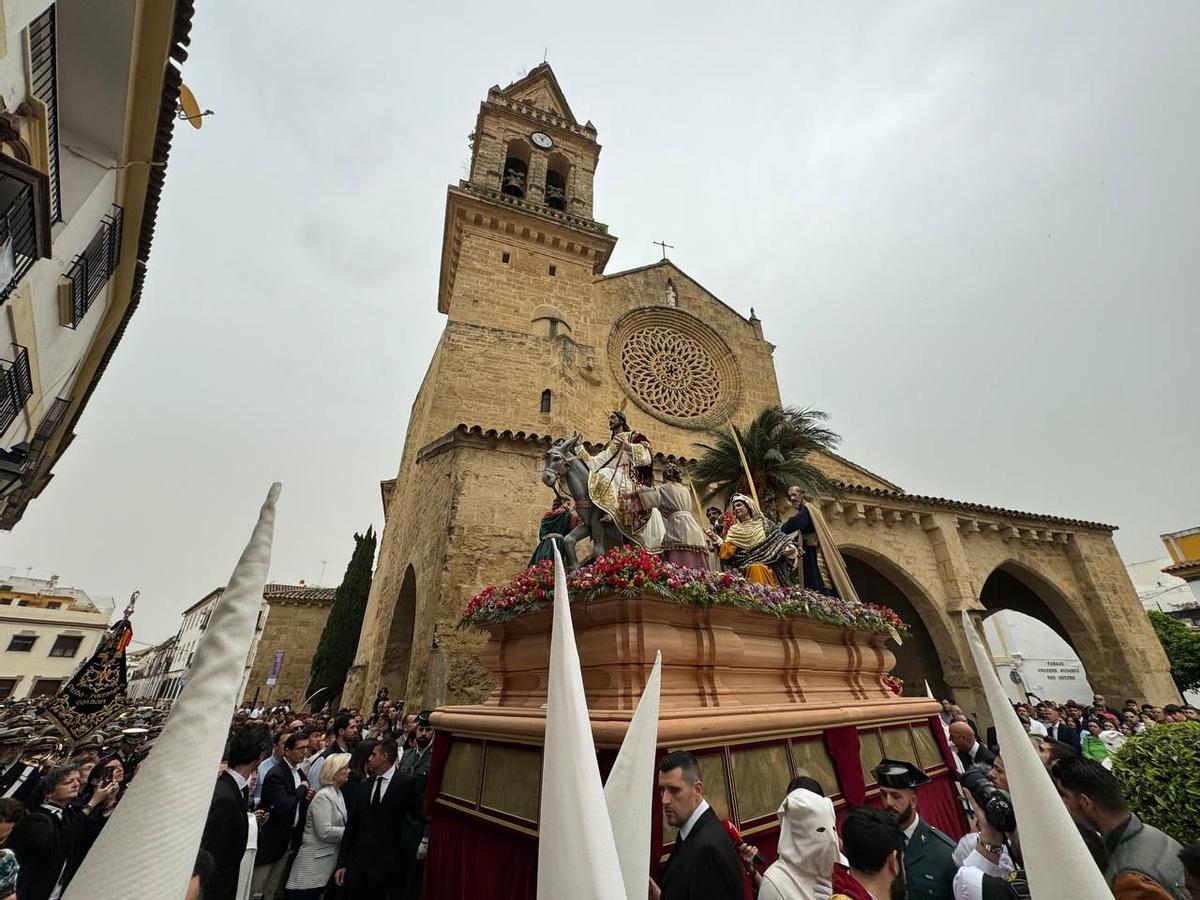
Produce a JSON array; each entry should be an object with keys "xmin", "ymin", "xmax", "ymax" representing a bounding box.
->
[{"xmin": 459, "ymin": 545, "xmax": 909, "ymax": 639}]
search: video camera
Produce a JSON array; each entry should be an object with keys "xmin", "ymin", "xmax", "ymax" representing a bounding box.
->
[{"xmin": 960, "ymin": 763, "xmax": 1016, "ymax": 833}]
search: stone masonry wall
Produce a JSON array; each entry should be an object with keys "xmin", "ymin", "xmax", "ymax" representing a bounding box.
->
[{"xmin": 242, "ymin": 599, "xmax": 332, "ymax": 707}]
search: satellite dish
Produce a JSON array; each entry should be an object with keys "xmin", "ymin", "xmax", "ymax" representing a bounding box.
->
[{"xmin": 177, "ymin": 83, "xmax": 211, "ymax": 129}]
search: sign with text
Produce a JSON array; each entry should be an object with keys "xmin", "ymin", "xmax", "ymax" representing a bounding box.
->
[{"xmin": 266, "ymin": 649, "xmax": 285, "ymax": 686}]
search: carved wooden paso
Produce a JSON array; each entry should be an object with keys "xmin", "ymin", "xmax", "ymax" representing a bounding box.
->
[{"xmin": 436, "ymin": 594, "xmax": 937, "ymax": 747}]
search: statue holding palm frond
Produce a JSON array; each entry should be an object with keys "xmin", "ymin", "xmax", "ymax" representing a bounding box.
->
[
  {"xmin": 694, "ymin": 406, "xmax": 859, "ymax": 599},
  {"xmin": 692, "ymin": 406, "xmax": 842, "ymax": 519}
]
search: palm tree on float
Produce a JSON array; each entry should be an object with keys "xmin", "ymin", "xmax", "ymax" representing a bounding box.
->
[{"xmin": 691, "ymin": 405, "xmax": 843, "ymax": 520}]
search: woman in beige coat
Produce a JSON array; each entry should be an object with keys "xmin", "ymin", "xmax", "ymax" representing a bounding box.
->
[{"xmin": 284, "ymin": 752, "xmax": 350, "ymax": 899}]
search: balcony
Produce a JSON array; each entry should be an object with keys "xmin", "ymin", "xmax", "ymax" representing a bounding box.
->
[
  {"xmin": 0, "ymin": 345, "xmax": 33, "ymax": 436},
  {"xmin": 27, "ymin": 6, "xmax": 62, "ymax": 223},
  {"xmin": 0, "ymin": 158, "xmax": 53, "ymax": 306},
  {"xmin": 60, "ymin": 206, "xmax": 123, "ymax": 328}
]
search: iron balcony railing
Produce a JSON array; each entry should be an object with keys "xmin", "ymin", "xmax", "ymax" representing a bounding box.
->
[
  {"xmin": 0, "ymin": 181, "xmax": 41, "ymax": 305},
  {"xmin": 63, "ymin": 206, "xmax": 123, "ymax": 328},
  {"xmin": 0, "ymin": 345, "xmax": 33, "ymax": 436},
  {"xmin": 28, "ymin": 7, "xmax": 62, "ymax": 223}
]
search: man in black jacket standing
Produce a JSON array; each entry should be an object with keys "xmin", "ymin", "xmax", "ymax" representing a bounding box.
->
[
  {"xmin": 652, "ymin": 750, "xmax": 741, "ymax": 900},
  {"xmin": 949, "ymin": 721, "xmax": 996, "ymax": 771},
  {"xmin": 201, "ymin": 724, "xmax": 271, "ymax": 900},
  {"xmin": 1041, "ymin": 706, "xmax": 1078, "ymax": 749},
  {"xmin": 253, "ymin": 730, "xmax": 313, "ymax": 899},
  {"xmin": 334, "ymin": 739, "xmax": 424, "ymax": 900}
]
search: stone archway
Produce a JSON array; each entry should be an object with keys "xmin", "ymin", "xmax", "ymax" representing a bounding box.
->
[
  {"xmin": 978, "ymin": 561, "xmax": 1102, "ymax": 693},
  {"xmin": 842, "ymin": 548, "xmax": 954, "ymax": 699},
  {"xmin": 379, "ymin": 565, "xmax": 417, "ymax": 700}
]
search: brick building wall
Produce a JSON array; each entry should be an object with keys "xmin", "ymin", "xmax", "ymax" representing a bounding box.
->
[{"xmin": 242, "ymin": 585, "xmax": 335, "ymax": 707}]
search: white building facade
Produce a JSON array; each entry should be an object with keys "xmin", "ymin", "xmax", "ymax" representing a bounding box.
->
[
  {"xmin": 0, "ymin": 571, "xmax": 112, "ymax": 699},
  {"xmin": 156, "ymin": 587, "xmax": 221, "ymax": 700},
  {"xmin": 983, "ymin": 610, "xmax": 1094, "ymax": 704},
  {"xmin": 126, "ymin": 634, "xmax": 175, "ymax": 701},
  {"xmin": 0, "ymin": 0, "xmax": 192, "ymax": 528}
]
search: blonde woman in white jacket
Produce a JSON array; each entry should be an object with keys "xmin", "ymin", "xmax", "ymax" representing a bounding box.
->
[{"xmin": 285, "ymin": 752, "xmax": 351, "ymax": 899}]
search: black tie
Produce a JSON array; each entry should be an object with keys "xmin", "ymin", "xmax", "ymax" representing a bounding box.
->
[
  {"xmin": 242, "ymin": 786, "xmax": 251, "ymax": 810},
  {"xmin": 371, "ymin": 777, "xmax": 383, "ymax": 807}
]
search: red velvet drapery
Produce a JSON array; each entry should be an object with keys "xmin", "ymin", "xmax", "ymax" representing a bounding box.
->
[
  {"xmin": 824, "ymin": 725, "xmax": 867, "ymax": 804},
  {"xmin": 426, "ymin": 808, "xmax": 538, "ymax": 900}
]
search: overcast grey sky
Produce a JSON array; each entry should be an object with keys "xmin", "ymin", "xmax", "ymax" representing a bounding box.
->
[{"xmin": 2, "ymin": 2, "xmax": 1198, "ymax": 645}]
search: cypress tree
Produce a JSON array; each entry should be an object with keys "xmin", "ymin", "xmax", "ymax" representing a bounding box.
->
[{"xmin": 307, "ymin": 526, "xmax": 377, "ymax": 710}]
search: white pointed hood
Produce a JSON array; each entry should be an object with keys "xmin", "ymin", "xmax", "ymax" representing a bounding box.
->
[
  {"xmin": 959, "ymin": 611, "xmax": 1112, "ymax": 898},
  {"xmin": 536, "ymin": 546, "xmax": 626, "ymax": 898},
  {"xmin": 604, "ymin": 651, "xmax": 662, "ymax": 900},
  {"xmin": 759, "ymin": 789, "xmax": 841, "ymax": 900},
  {"xmin": 64, "ymin": 484, "xmax": 282, "ymax": 900}
]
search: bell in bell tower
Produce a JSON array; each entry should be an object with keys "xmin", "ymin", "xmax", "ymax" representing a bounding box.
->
[
  {"xmin": 464, "ymin": 63, "xmax": 602, "ymax": 222},
  {"xmin": 438, "ymin": 64, "xmax": 616, "ymax": 315}
]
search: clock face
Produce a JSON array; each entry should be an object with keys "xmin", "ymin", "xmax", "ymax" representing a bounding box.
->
[{"xmin": 530, "ymin": 131, "xmax": 553, "ymax": 150}]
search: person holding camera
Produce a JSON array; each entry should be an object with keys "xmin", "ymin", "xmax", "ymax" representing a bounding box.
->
[
  {"xmin": 871, "ymin": 759, "xmax": 957, "ymax": 900},
  {"xmin": 952, "ymin": 761, "xmax": 1018, "ymax": 900}
]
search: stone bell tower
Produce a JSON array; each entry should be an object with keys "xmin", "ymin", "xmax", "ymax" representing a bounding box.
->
[{"xmin": 344, "ymin": 64, "xmax": 788, "ymax": 709}]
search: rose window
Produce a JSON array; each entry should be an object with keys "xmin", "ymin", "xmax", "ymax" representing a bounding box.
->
[{"xmin": 607, "ymin": 307, "xmax": 742, "ymax": 429}]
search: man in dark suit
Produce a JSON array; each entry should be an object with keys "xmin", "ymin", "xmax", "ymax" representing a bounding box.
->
[
  {"xmin": 334, "ymin": 738, "xmax": 424, "ymax": 900},
  {"xmin": 651, "ymin": 750, "xmax": 742, "ymax": 900},
  {"xmin": 1041, "ymin": 706, "xmax": 1078, "ymax": 748},
  {"xmin": 252, "ymin": 730, "xmax": 313, "ymax": 900},
  {"xmin": 948, "ymin": 721, "xmax": 996, "ymax": 771},
  {"xmin": 201, "ymin": 724, "xmax": 271, "ymax": 900}
]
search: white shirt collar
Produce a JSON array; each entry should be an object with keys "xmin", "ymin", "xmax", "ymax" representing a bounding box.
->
[
  {"xmin": 227, "ymin": 768, "xmax": 249, "ymax": 791},
  {"xmin": 41, "ymin": 802, "xmax": 65, "ymax": 819},
  {"xmin": 903, "ymin": 813, "xmax": 921, "ymax": 842},
  {"xmin": 679, "ymin": 798, "xmax": 710, "ymax": 841},
  {"xmin": 967, "ymin": 742, "xmax": 980, "ymax": 759},
  {"xmin": 377, "ymin": 763, "xmax": 397, "ymax": 785}
]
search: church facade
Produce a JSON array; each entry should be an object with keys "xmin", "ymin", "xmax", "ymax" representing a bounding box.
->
[{"xmin": 343, "ymin": 65, "xmax": 1178, "ymax": 719}]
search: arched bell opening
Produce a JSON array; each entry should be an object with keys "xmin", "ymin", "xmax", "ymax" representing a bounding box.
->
[
  {"xmin": 501, "ymin": 140, "xmax": 530, "ymax": 199},
  {"xmin": 544, "ymin": 154, "xmax": 569, "ymax": 210}
]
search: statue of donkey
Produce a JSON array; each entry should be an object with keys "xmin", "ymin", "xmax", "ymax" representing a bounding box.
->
[{"xmin": 539, "ymin": 434, "xmax": 624, "ymax": 569}]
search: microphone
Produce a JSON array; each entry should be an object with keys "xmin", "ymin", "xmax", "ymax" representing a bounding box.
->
[{"xmin": 721, "ymin": 819, "xmax": 765, "ymax": 867}]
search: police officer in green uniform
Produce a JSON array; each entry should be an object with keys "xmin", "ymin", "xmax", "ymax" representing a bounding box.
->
[
  {"xmin": 873, "ymin": 758, "xmax": 957, "ymax": 900},
  {"xmin": 398, "ymin": 711, "xmax": 434, "ymax": 900}
]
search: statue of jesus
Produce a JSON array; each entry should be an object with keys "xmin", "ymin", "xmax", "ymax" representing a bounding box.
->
[{"xmin": 576, "ymin": 410, "xmax": 654, "ymax": 541}]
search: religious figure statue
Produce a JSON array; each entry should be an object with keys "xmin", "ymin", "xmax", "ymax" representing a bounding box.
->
[
  {"xmin": 710, "ymin": 493, "xmax": 799, "ymax": 587},
  {"xmin": 528, "ymin": 496, "xmax": 579, "ymax": 566},
  {"xmin": 781, "ymin": 486, "xmax": 847, "ymax": 598},
  {"xmin": 629, "ymin": 464, "xmax": 713, "ymax": 571},
  {"xmin": 665, "ymin": 278, "xmax": 678, "ymax": 307},
  {"xmin": 575, "ymin": 410, "xmax": 655, "ymax": 540}
]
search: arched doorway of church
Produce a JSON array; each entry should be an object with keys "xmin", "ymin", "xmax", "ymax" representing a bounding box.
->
[
  {"xmin": 380, "ymin": 565, "xmax": 417, "ymax": 700},
  {"xmin": 843, "ymin": 551, "xmax": 951, "ymax": 699},
  {"xmin": 978, "ymin": 564, "xmax": 1095, "ymax": 703}
]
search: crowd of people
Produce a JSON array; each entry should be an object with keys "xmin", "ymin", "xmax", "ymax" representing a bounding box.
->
[
  {"xmin": 651, "ymin": 693, "xmax": 1198, "ymax": 900},
  {"xmin": 940, "ymin": 692, "xmax": 1198, "ymax": 770},
  {"xmin": 0, "ymin": 689, "xmax": 432, "ymax": 900},
  {"xmin": 0, "ymin": 683, "xmax": 1195, "ymax": 899},
  {"xmin": 202, "ymin": 688, "xmax": 432, "ymax": 900},
  {"xmin": 0, "ymin": 699, "xmax": 168, "ymax": 900}
]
